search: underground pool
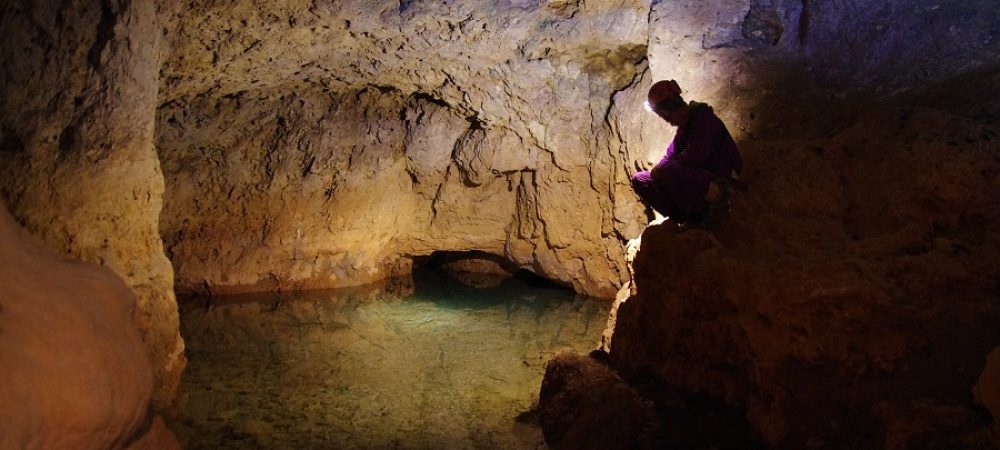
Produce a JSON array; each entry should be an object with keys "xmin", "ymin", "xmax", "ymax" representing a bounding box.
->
[{"xmin": 170, "ymin": 267, "xmax": 612, "ymax": 449}]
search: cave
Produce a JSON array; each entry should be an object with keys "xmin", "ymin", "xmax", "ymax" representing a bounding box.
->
[{"xmin": 1, "ymin": 1, "xmax": 999, "ymax": 449}]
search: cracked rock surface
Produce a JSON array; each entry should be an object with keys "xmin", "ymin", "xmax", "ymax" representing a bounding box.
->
[
  {"xmin": 0, "ymin": 0, "xmax": 185, "ymax": 408},
  {"xmin": 157, "ymin": 0, "xmax": 655, "ymax": 298}
]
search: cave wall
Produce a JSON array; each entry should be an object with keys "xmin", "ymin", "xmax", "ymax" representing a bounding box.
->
[
  {"xmin": 606, "ymin": 106, "xmax": 1000, "ymax": 445},
  {"xmin": 0, "ymin": 0, "xmax": 184, "ymax": 408},
  {"xmin": 155, "ymin": 0, "xmax": 1000, "ymax": 301},
  {"xmin": 155, "ymin": 0, "xmax": 657, "ymax": 298},
  {"xmin": 645, "ymin": 0, "xmax": 1000, "ymax": 139},
  {"xmin": 158, "ymin": 88, "xmax": 479, "ymax": 293},
  {"xmin": 593, "ymin": 1, "xmax": 1000, "ymax": 448}
]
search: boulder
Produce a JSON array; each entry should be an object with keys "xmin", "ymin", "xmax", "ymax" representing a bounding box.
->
[
  {"xmin": 975, "ymin": 347, "xmax": 1000, "ymax": 445},
  {"xmin": 539, "ymin": 351, "xmax": 656, "ymax": 450},
  {"xmin": 0, "ymin": 203, "xmax": 179, "ymax": 449}
]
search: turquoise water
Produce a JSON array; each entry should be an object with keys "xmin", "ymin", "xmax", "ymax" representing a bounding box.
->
[{"xmin": 172, "ymin": 269, "xmax": 611, "ymax": 449}]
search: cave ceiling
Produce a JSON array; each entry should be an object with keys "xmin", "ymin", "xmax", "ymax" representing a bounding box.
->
[{"xmin": 159, "ymin": 0, "xmax": 650, "ymax": 118}]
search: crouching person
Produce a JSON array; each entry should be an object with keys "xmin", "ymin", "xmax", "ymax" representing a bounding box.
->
[{"xmin": 631, "ymin": 79, "xmax": 743, "ymax": 229}]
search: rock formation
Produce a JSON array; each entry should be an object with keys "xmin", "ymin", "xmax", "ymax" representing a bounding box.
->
[
  {"xmin": 0, "ymin": 0, "xmax": 184, "ymax": 409},
  {"xmin": 425, "ymin": 250, "xmax": 521, "ymax": 288},
  {"xmin": 546, "ymin": 71, "xmax": 1000, "ymax": 450},
  {"xmin": 539, "ymin": 351, "xmax": 656, "ymax": 450},
  {"xmin": 976, "ymin": 348, "xmax": 1000, "ymax": 444},
  {"xmin": 540, "ymin": 1, "xmax": 1000, "ymax": 448},
  {"xmin": 541, "ymin": 65, "xmax": 1000, "ymax": 445},
  {"xmin": 2, "ymin": 0, "xmax": 999, "ymax": 447},
  {"xmin": 155, "ymin": 0, "xmax": 655, "ymax": 299},
  {"xmin": 645, "ymin": 0, "xmax": 1000, "ymax": 140},
  {"xmin": 0, "ymin": 203, "xmax": 179, "ymax": 450}
]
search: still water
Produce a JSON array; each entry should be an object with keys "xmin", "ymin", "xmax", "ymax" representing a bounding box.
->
[{"xmin": 172, "ymin": 268, "xmax": 611, "ymax": 449}]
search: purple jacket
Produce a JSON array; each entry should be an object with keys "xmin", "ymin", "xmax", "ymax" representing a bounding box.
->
[{"xmin": 661, "ymin": 103, "xmax": 742, "ymax": 179}]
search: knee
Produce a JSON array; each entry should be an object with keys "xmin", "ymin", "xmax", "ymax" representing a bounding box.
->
[
  {"xmin": 653, "ymin": 163, "xmax": 683, "ymax": 180},
  {"xmin": 652, "ymin": 163, "xmax": 694, "ymax": 189}
]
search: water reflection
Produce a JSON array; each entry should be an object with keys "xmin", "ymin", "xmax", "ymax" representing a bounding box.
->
[{"xmin": 173, "ymin": 268, "xmax": 611, "ymax": 450}]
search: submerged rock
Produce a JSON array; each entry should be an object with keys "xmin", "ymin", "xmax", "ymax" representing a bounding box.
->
[{"xmin": 174, "ymin": 278, "xmax": 610, "ymax": 449}]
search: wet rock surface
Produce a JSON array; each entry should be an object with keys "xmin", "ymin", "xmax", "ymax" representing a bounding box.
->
[
  {"xmin": 538, "ymin": 350, "xmax": 768, "ymax": 450},
  {"xmin": 538, "ymin": 351, "xmax": 656, "ymax": 450},
  {"xmin": 173, "ymin": 270, "xmax": 609, "ymax": 449}
]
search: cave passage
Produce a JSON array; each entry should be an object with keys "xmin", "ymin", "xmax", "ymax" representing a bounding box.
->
[{"xmin": 172, "ymin": 267, "xmax": 610, "ymax": 449}]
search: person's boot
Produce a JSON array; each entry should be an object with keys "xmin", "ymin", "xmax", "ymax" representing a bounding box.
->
[{"xmin": 685, "ymin": 181, "xmax": 735, "ymax": 230}]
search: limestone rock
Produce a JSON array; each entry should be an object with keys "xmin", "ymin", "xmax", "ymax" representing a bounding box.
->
[
  {"xmin": 153, "ymin": 0, "xmax": 1000, "ymax": 303},
  {"xmin": 604, "ymin": 100, "xmax": 1000, "ymax": 447},
  {"xmin": 4, "ymin": 0, "xmax": 1000, "ymax": 433},
  {"xmin": 156, "ymin": 35, "xmax": 649, "ymax": 298},
  {"xmin": 0, "ymin": 0, "xmax": 185, "ymax": 407},
  {"xmin": 539, "ymin": 351, "xmax": 656, "ymax": 450},
  {"xmin": 976, "ymin": 347, "xmax": 1000, "ymax": 444},
  {"xmin": 647, "ymin": 0, "xmax": 1000, "ymax": 143},
  {"xmin": 125, "ymin": 417, "xmax": 182, "ymax": 450},
  {"xmin": 152, "ymin": 0, "xmax": 656, "ymax": 299},
  {"xmin": 431, "ymin": 251, "xmax": 519, "ymax": 288},
  {"xmin": 0, "ymin": 203, "xmax": 178, "ymax": 449}
]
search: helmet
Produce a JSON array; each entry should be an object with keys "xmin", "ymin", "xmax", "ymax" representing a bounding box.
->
[{"xmin": 646, "ymin": 80, "xmax": 684, "ymax": 112}]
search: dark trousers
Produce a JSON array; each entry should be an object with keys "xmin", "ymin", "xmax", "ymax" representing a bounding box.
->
[{"xmin": 630, "ymin": 163, "xmax": 715, "ymax": 221}]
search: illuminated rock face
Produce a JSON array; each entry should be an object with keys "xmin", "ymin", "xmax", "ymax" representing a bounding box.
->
[
  {"xmin": 0, "ymin": 0, "xmax": 184, "ymax": 408},
  {"xmin": 0, "ymin": 203, "xmax": 179, "ymax": 450},
  {"xmin": 153, "ymin": 0, "xmax": 1000, "ymax": 299},
  {"xmin": 156, "ymin": 0, "xmax": 656, "ymax": 298}
]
